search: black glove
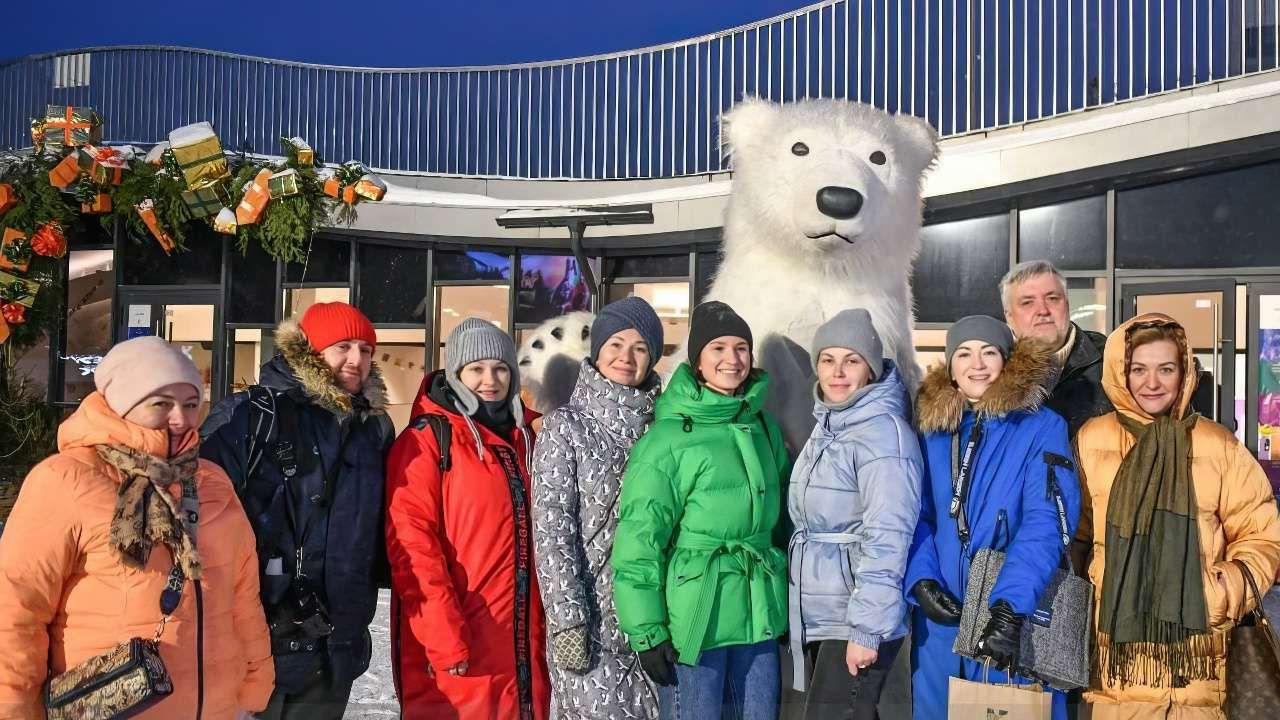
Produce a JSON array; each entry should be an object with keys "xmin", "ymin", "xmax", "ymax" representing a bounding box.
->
[
  {"xmin": 975, "ymin": 599, "xmax": 1024, "ymax": 671},
  {"xmin": 912, "ymin": 579, "xmax": 963, "ymax": 625},
  {"xmin": 638, "ymin": 640, "xmax": 678, "ymax": 687}
]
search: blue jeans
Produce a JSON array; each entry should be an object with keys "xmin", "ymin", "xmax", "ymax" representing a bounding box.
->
[{"xmin": 657, "ymin": 640, "xmax": 780, "ymax": 720}]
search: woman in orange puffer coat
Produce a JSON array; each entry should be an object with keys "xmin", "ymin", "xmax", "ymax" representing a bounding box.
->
[
  {"xmin": 1074, "ymin": 313, "xmax": 1280, "ymax": 719},
  {"xmin": 0, "ymin": 336, "xmax": 274, "ymax": 720}
]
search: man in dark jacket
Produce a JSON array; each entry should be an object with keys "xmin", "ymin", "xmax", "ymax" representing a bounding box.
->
[
  {"xmin": 1001, "ymin": 261, "xmax": 1112, "ymax": 439},
  {"xmin": 201, "ymin": 302, "xmax": 394, "ymax": 720}
]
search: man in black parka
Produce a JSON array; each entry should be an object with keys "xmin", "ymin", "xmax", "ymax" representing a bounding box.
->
[{"xmin": 202, "ymin": 302, "xmax": 394, "ymax": 719}]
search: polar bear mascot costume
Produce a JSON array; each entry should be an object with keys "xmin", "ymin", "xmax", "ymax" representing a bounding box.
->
[
  {"xmin": 703, "ymin": 98, "xmax": 939, "ymax": 452},
  {"xmin": 517, "ymin": 310, "xmax": 595, "ymax": 418}
]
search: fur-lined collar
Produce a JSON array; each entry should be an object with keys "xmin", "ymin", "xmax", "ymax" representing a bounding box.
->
[
  {"xmin": 274, "ymin": 318, "xmax": 388, "ymax": 419},
  {"xmin": 915, "ymin": 340, "xmax": 1055, "ymax": 434}
]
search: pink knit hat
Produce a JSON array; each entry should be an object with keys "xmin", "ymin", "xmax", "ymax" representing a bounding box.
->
[{"xmin": 94, "ymin": 336, "xmax": 204, "ymax": 416}]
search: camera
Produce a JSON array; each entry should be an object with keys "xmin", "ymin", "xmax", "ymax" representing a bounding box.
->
[{"xmin": 268, "ymin": 578, "xmax": 333, "ymax": 640}]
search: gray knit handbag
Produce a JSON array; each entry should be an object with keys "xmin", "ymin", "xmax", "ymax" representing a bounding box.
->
[{"xmin": 953, "ymin": 547, "xmax": 1093, "ymax": 691}]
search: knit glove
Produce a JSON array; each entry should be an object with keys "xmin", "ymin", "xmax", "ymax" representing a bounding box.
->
[
  {"xmin": 551, "ymin": 625, "xmax": 592, "ymax": 674},
  {"xmin": 975, "ymin": 599, "xmax": 1024, "ymax": 671},
  {"xmin": 637, "ymin": 640, "xmax": 679, "ymax": 687},
  {"xmin": 912, "ymin": 579, "xmax": 964, "ymax": 625}
]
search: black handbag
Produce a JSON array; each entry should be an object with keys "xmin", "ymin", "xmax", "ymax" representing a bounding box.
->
[
  {"xmin": 43, "ymin": 566, "xmax": 183, "ymax": 719},
  {"xmin": 1225, "ymin": 558, "xmax": 1280, "ymax": 720}
]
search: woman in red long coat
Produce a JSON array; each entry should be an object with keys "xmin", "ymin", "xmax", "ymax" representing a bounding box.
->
[{"xmin": 386, "ymin": 318, "xmax": 550, "ymax": 720}]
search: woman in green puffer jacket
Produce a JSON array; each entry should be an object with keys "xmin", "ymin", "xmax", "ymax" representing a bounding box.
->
[{"xmin": 611, "ymin": 301, "xmax": 789, "ymax": 720}]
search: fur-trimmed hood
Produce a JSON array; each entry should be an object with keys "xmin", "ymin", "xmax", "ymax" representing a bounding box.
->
[
  {"xmin": 267, "ymin": 318, "xmax": 388, "ymax": 419},
  {"xmin": 915, "ymin": 339, "xmax": 1055, "ymax": 434}
]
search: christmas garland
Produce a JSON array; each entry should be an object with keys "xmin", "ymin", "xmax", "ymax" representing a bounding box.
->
[{"xmin": 0, "ymin": 105, "xmax": 388, "ymax": 356}]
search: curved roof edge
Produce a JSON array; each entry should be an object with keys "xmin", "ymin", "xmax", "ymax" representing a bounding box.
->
[{"xmin": 1, "ymin": 1, "xmax": 837, "ymax": 72}]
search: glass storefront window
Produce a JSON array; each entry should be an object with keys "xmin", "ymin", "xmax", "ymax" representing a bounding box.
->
[
  {"xmin": 1067, "ymin": 277, "xmax": 1109, "ymax": 334},
  {"xmin": 436, "ymin": 250, "xmax": 512, "ymax": 281},
  {"xmin": 285, "ymin": 287, "xmax": 351, "ymax": 319},
  {"xmin": 605, "ymin": 282, "xmax": 690, "ymax": 375},
  {"xmin": 229, "ymin": 328, "xmax": 271, "ymax": 393},
  {"xmin": 375, "ymin": 329, "xmax": 428, "ymax": 432},
  {"xmin": 913, "ymin": 214, "xmax": 1009, "ymax": 323},
  {"xmin": 603, "ymin": 254, "xmax": 689, "ymax": 280},
  {"xmin": 62, "ymin": 250, "xmax": 114, "ymax": 402},
  {"xmin": 228, "ymin": 238, "xmax": 277, "ymax": 324},
  {"xmin": 695, "ymin": 251, "xmax": 721, "ymax": 304},
  {"xmin": 358, "ymin": 243, "xmax": 431, "ymax": 324},
  {"xmin": 154, "ymin": 304, "xmax": 216, "ymax": 420},
  {"xmin": 1116, "ymin": 160, "xmax": 1280, "ymax": 269},
  {"xmin": 1018, "ymin": 195, "xmax": 1106, "ymax": 271},
  {"xmin": 121, "ymin": 225, "xmax": 222, "ymax": 285},
  {"xmin": 516, "ymin": 255, "xmax": 593, "ymax": 324},
  {"xmin": 436, "ymin": 285, "xmax": 509, "ymax": 367},
  {"xmin": 911, "ymin": 328, "xmax": 949, "ymax": 376},
  {"xmin": 284, "ymin": 237, "xmax": 351, "ymax": 284}
]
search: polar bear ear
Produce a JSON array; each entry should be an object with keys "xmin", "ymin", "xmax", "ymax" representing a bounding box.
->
[
  {"xmin": 893, "ymin": 113, "xmax": 942, "ymax": 177},
  {"xmin": 722, "ymin": 97, "xmax": 778, "ymax": 165}
]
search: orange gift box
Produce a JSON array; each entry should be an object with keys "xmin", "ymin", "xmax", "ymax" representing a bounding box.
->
[
  {"xmin": 136, "ymin": 200, "xmax": 176, "ymax": 255},
  {"xmin": 0, "ymin": 184, "xmax": 16, "ymax": 215},
  {"xmin": 236, "ymin": 169, "xmax": 273, "ymax": 226},
  {"xmin": 81, "ymin": 193, "xmax": 113, "ymax": 214},
  {"xmin": 49, "ymin": 154, "xmax": 81, "ymax": 189}
]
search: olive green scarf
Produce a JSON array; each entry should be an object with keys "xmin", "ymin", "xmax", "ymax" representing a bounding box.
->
[{"xmin": 1098, "ymin": 411, "xmax": 1214, "ymax": 687}]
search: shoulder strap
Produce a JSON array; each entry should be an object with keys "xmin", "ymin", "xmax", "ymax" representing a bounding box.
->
[
  {"xmin": 244, "ymin": 386, "xmax": 278, "ymax": 491},
  {"xmin": 411, "ymin": 414, "xmax": 452, "ymax": 472}
]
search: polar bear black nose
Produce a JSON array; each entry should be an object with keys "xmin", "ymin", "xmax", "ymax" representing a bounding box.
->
[{"xmin": 816, "ymin": 186, "xmax": 864, "ymax": 219}]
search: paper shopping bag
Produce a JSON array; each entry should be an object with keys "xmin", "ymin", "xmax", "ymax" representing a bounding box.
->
[{"xmin": 948, "ymin": 674, "xmax": 1052, "ymax": 720}]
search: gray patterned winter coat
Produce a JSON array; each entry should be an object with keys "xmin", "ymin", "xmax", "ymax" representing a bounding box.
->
[
  {"xmin": 786, "ymin": 360, "xmax": 923, "ymax": 690},
  {"xmin": 532, "ymin": 359, "xmax": 662, "ymax": 720}
]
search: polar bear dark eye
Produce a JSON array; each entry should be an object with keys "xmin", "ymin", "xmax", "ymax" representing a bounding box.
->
[
  {"xmin": 870, "ymin": 150, "xmax": 887, "ymax": 165},
  {"xmin": 532, "ymin": 339, "xmax": 544, "ymax": 350},
  {"xmin": 791, "ymin": 142, "xmax": 809, "ymax": 156}
]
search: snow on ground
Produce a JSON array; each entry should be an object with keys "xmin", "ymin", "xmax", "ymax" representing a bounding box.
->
[{"xmin": 346, "ymin": 590, "xmax": 399, "ymax": 718}]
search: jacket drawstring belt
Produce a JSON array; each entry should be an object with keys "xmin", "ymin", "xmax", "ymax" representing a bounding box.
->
[
  {"xmin": 461, "ymin": 413, "xmax": 486, "ymax": 460},
  {"xmin": 672, "ymin": 528, "xmax": 778, "ymax": 666},
  {"xmin": 787, "ymin": 530, "xmax": 860, "ymax": 691}
]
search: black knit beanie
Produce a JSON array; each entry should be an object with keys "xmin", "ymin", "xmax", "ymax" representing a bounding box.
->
[{"xmin": 687, "ymin": 301, "xmax": 753, "ymax": 366}]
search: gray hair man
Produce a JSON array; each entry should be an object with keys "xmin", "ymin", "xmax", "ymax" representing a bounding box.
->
[{"xmin": 1000, "ymin": 260, "xmax": 1111, "ymax": 438}]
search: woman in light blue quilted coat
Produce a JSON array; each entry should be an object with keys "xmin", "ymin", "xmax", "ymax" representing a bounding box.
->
[{"xmin": 787, "ymin": 309, "xmax": 923, "ymax": 720}]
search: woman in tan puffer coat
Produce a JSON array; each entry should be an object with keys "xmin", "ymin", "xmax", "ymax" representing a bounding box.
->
[
  {"xmin": 1074, "ymin": 313, "xmax": 1280, "ymax": 719},
  {"xmin": 0, "ymin": 336, "xmax": 273, "ymax": 720}
]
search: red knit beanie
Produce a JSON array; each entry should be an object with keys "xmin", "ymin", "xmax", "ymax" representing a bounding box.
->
[{"xmin": 299, "ymin": 302, "xmax": 377, "ymax": 352}]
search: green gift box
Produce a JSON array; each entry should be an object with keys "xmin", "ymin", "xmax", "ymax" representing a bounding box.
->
[
  {"xmin": 42, "ymin": 105, "xmax": 103, "ymax": 152},
  {"xmin": 267, "ymin": 169, "xmax": 300, "ymax": 199},
  {"xmin": 181, "ymin": 186, "xmax": 228, "ymax": 219},
  {"xmin": 0, "ymin": 271, "xmax": 40, "ymax": 308}
]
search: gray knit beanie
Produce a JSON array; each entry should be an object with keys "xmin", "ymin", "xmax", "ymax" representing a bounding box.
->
[
  {"xmin": 444, "ymin": 318, "xmax": 522, "ymax": 418},
  {"xmin": 590, "ymin": 297, "xmax": 665, "ymax": 370},
  {"xmin": 945, "ymin": 315, "xmax": 1014, "ymax": 366},
  {"xmin": 810, "ymin": 309, "xmax": 884, "ymax": 381}
]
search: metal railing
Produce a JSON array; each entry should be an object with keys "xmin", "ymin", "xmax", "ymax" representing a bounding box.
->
[{"xmin": 2, "ymin": 1, "xmax": 1278, "ymax": 179}]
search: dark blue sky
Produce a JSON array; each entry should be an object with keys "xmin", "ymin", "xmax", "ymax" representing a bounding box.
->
[{"xmin": 6, "ymin": 1, "xmax": 810, "ymax": 66}]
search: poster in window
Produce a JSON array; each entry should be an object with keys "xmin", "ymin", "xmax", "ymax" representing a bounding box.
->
[
  {"xmin": 1258, "ymin": 295, "xmax": 1280, "ymax": 494},
  {"xmin": 516, "ymin": 255, "xmax": 593, "ymax": 324}
]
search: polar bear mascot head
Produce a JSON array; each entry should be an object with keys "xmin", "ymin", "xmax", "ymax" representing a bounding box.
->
[
  {"xmin": 703, "ymin": 98, "xmax": 939, "ymax": 452},
  {"xmin": 517, "ymin": 310, "xmax": 594, "ymax": 417}
]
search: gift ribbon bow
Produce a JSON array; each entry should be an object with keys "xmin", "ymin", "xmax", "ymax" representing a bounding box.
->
[
  {"xmin": 1, "ymin": 280, "xmax": 33, "ymax": 304},
  {"xmin": 93, "ymin": 146, "xmax": 128, "ymax": 169}
]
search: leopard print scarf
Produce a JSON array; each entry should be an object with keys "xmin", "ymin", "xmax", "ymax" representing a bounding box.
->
[{"xmin": 97, "ymin": 444, "xmax": 202, "ymax": 580}]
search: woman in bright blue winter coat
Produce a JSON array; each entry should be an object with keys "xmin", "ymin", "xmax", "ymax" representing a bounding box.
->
[
  {"xmin": 904, "ymin": 316, "xmax": 1080, "ymax": 720},
  {"xmin": 787, "ymin": 309, "xmax": 922, "ymax": 720}
]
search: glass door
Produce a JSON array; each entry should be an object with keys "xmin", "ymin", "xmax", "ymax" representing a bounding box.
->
[
  {"xmin": 1247, "ymin": 283, "xmax": 1280, "ymax": 496},
  {"xmin": 115, "ymin": 289, "xmax": 223, "ymax": 420},
  {"xmin": 1120, "ymin": 280, "xmax": 1237, "ymax": 430}
]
